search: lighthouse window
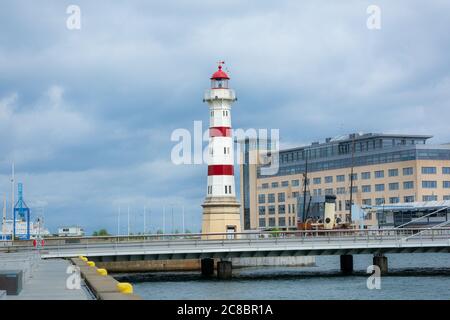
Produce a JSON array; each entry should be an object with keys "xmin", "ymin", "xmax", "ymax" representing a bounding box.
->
[{"xmin": 211, "ymin": 111, "xmax": 214, "ymax": 117}]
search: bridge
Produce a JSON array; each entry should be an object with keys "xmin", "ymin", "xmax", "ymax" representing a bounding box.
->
[{"xmin": 3, "ymin": 228, "xmax": 450, "ymax": 278}]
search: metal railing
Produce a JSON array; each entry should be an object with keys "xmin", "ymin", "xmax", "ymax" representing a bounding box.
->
[{"xmin": 2, "ymin": 227, "xmax": 449, "ymax": 255}]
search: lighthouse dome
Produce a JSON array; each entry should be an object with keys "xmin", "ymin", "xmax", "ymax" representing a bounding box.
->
[{"xmin": 210, "ymin": 65, "xmax": 230, "ymax": 80}]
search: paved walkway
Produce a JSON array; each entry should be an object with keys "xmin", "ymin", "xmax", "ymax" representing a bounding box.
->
[{"xmin": 3, "ymin": 255, "xmax": 92, "ymax": 300}]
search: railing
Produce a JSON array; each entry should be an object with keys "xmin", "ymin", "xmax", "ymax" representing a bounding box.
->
[{"xmin": 1, "ymin": 228, "xmax": 449, "ymax": 254}]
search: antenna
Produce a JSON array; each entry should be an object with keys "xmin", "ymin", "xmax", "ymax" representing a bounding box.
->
[
  {"xmin": 127, "ymin": 206, "xmax": 130, "ymax": 236},
  {"xmin": 143, "ymin": 206, "xmax": 146, "ymax": 235},
  {"xmin": 11, "ymin": 162, "xmax": 14, "ymax": 220},
  {"xmin": 182, "ymin": 206, "xmax": 185, "ymax": 234},
  {"xmin": 2, "ymin": 194, "xmax": 6, "ymax": 235}
]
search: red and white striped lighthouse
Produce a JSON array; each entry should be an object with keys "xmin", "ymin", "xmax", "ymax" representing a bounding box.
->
[{"xmin": 201, "ymin": 63, "xmax": 241, "ymax": 236}]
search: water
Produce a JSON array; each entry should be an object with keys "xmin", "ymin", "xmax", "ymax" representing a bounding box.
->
[{"xmin": 120, "ymin": 253, "xmax": 450, "ymax": 300}]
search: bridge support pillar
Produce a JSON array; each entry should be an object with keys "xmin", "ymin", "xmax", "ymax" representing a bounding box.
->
[
  {"xmin": 373, "ymin": 254, "xmax": 388, "ymax": 274},
  {"xmin": 340, "ymin": 255, "xmax": 353, "ymax": 274},
  {"xmin": 217, "ymin": 261, "xmax": 232, "ymax": 280},
  {"xmin": 201, "ymin": 258, "xmax": 215, "ymax": 277}
]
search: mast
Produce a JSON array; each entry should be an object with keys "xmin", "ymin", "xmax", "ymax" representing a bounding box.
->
[
  {"xmin": 349, "ymin": 135, "xmax": 356, "ymax": 222},
  {"xmin": 11, "ymin": 162, "xmax": 15, "ymax": 239},
  {"xmin": 302, "ymin": 149, "xmax": 309, "ymax": 224},
  {"xmin": 2, "ymin": 194, "xmax": 6, "ymax": 235}
]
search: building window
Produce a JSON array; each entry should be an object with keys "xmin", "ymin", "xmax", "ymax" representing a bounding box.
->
[
  {"xmin": 258, "ymin": 194, "xmax": 266, "ymax": 204},
  {"xmin": 278, "ymin": 205, "xmax": 286, "ymax": 214},
  {"xmin": 259, "ymin": 218, "xmax": 266, "ymax": 227},
  {"xmin": 389, "ymin": 182, "xmax": 399, "ymax": 191},
  {"xmin": 325, "ymin": 188, "xmax": 333, "ymax": 195},
  {"xmin": 336, "ymin": 175, "xmax": 345, "ymax": 182},
  {"xmin": 291, "ymin": 179, "xmax": 300, "ymax": 186},
  {"xmin": 388, "ymin": 169, "xmax": 399, "ymax": 177},
  {"xmin": 268, "ymin": 205, "xmax": 276, "ymax": 215},
  {"xmin": 422, "ymin": 181, "xmax": 437, "ymax": 189},
  {"xmin": 361, "ymin": 172, "xmax": 371, "ymax": 180},
  {"xmin": 362, "ymin": 185, "xmax": 371, "ymax": 193},
  {"xmin": 278, "ymin": 192, "xmax": 285, "ymax": 202},
  {"xmin": 444, "ymin": 195, "xmax": 450, "ymax": 200},
  {"xmin": 349, "ymin": 173, "xmax": 357, "ymax": 181},
  {"xmin": 389, "ymin": 197, "xmax": 400, "ymax": 204},
  {"xmin": 336, "ymin": 187, "xmax": 346, "ymax": 194},
  {"xmin": 422, "ymin": 167, "xmax": 437, "ymax": 174},
  {"xmin": 224, "ymin": 186, "xmax": 228, "ymax": 194},
  {"xmin": 292, "ymin": 204, "xmax": 296, "ymax": 214},
  {"xmin": 345, "ymin": 200, "xmax": 352, "ymax": 210},
  {"xmin": 268, "ymin": 194, "xmax": 275, "ymax": 203},
  {"xmin": 271, "ymin": 182, "xmax": 279, "ymax": 188},
  {"xmin": 404, "ymin": 196, "xmax": 415, "ymax": 203},
  {"xmin": 350, "ymin": 186, "xmax": 358, "ymax": 193},
  {"xmin": 325, "ymin": 176, "xmax": 333, "ymax": 183},
  {"xmin": 443, "ymin": 181, "xmax": 450, "ymax": 189},
  {"xmin": 375, "ymin": 170, "xmax": 384, "ymax": 178},
  {"xmin": 279, "ymin": 217, "xmax": 286, "ymax": 227},
  {"xmin": 423, "ymin": 195, "xmax": 438, "ymax": 201},
  {"xmin": 281, "ymin": 180, "xmax": 289, "ymax": 187},
  {"xmin": 403, "ymin": 167, "xmax": 414, "ymax": 176},
  {"xmin": 375, "ymin": 198, "xmax": 385, "ymax": 205},
  {"xmin": 292, "ymin": 191, "xmax": 299, "ymax": 198},
  {"xmin": 443, "ymin": 167, "xmax": 450, "ymax": 174},
  {"xmin": 268, "ymin": 217, "xmax": 276, "ymax": 227},
  {"xmin": 362, "ymin": 199, "xmax": 372, "ymax": 206},
  {"xmin": 313, "ymin": 177, "xmax": 321, "ymax": 184},
  {"xmin": 258, "ymin": 206, "xmax": 266, "ymax": 215},
  {"xmin": 375, "ymin": 184, "xmax": 385, "ymax": 192},
  {"xmin": 207, "ymin": 186, "xmax": 212, "ymax": 194},
  {"xmin": 403, "ymin": 181, "xmax": 414, "ymax": 189},
  {"xmin": 261, "ymin": 183, "xmax": 269, "ymax": 189}
]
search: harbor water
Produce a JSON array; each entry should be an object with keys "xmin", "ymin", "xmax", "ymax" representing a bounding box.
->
[{"xmin": 123, "ymin": 253, "xmax": 450, "ymax": 300}]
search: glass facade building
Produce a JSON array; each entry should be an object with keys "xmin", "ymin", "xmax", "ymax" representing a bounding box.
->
[{"xmin": 239, "ymin": 133, "xmax": 450, "ymax": 230}]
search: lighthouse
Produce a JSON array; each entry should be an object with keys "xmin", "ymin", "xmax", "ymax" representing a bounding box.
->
[{"xmin": 201, "ymin": 63, "xmax": 241, "ymax": 238}]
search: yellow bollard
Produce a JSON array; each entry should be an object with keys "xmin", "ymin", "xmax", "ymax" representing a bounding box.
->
[
  {"xmin": 117, "ymin": 282, "xmax": 133, "ymax": 294},
  {"xmin": 87, "ymin": 261, "xmax": 96, "ymax": 267},
  {"xmin": 79, "ymin": 256, "xmax": 88, "ymax": 262},
  {"xmin": 97, "ymin": 268, "xmax": 108, "ymax": 276}
]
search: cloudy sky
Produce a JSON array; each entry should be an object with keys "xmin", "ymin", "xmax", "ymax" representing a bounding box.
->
[{"xmin": 1, "ymin": 1, "xmax": 449, "ymax": 234}]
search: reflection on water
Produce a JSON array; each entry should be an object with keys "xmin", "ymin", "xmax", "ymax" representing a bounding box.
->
[{"xmin": 115, "ymin": 253, "xmax": 450, "ymax": 300}]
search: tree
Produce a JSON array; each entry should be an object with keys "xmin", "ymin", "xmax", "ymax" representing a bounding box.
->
[{"xmin": 92, "ymin": 229, "xmax": 110, "ymax": 236}]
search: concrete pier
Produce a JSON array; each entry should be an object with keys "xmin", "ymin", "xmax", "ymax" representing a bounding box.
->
[
  {"xmin": 1, "ymin": 253, "xmax": 91, "ymax": 300},
  {"xmin": 373, "ymin": 254, "xmax": 388, "ymax": 274},
  {"xmin": 217, "ymin": 260, "xmax": 232, "ymax": 280},
  {"xmin": 201, "ymin": 258, "xmax": 214, "ymax": 277},
  {"xmin": 340, "ymin": 255, "xmax": 353, "ymax": 274},
  {"xmin": 72, "ymin": 257, "xmax": 141, "ymax": 300}
]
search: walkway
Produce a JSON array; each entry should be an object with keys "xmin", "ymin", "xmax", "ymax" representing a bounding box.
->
[{"xmin": 2, "ymin": 253, "xmax": 91, "ymax": 300}]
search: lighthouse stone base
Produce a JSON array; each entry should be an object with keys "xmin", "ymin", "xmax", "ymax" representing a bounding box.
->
[{"xmin": 201, "ymin": 197, "xmax": 241, "ymax": 239}]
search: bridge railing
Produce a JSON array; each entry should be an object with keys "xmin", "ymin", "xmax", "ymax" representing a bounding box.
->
[{"xmin": 2, "ymin": 227, "xmax": 450, "ymax": 253}]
